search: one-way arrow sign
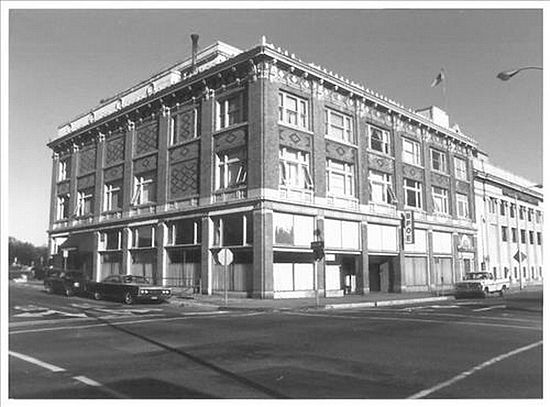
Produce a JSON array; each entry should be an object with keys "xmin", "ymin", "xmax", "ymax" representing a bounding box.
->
[{"xmin": 513, "ymin": 250, "xmax": 527, "ymax": 262}]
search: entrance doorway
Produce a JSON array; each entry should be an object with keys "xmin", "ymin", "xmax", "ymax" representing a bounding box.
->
[{"xmin": 369, "ymin": 255, "xmax": 397, "ymax": 293}]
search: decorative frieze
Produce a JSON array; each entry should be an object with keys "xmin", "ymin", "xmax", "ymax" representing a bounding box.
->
[
  {"xmin": 77, "ymin": 174, "xmax": 95, "ymax": 189},
  {"xmin": 104, "ymin": 164, "xmax": 124, "ymax": 182},
  {"xmin": 134, "ymin": 154, "xmax": 157, "ymax": 174},
  {"xmin": 367, "ymin": 153, "xmax": 394, "ymax": 173},
  {"xmin": 278, "ymin": 127, "xmax": 312, "ymax": 152},
  {"xmin": 78, "ymin": 146, "xmax": 97, "ymax": 175},
  {"xmin": 214, "ymin": 128, "xmax": 247, "ymax": 151},
  {"xmin": 57, "ymin": 181, "xmax": 70, "ymax": 195},
  {"xmin": 402, "ymin": 164, "xmax": 424, "ymax": 181},
  {"xmin": 431, "ymin": 172, "xmax": 451, "ymax": 188},
  {"xmin": 169, "ymin": 141, "xmax": 200, "ymax": 164},
  {"xmin": 134, "ymin": 119, "xmax": 158, "ymax": 156},
  {"xmin": 105, "ymin": 136, "xmax": 125, "ymax": 166},
  {"xmin": 170, "ymin": 159, "xmax": 200, "ymax": 199},
  {"xmin": 456, "ymin": 180, "xmax": 470, "ymax": 194},
  {"xmin": 326, "ymin": 140, "xmax": 355, "ymax": 163}
]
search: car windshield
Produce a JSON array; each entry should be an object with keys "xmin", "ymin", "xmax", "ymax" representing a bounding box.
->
[
  {"xmin": 122, "ymin": 275, "xmax": 150, "ymax": 285},
  {"xmin": 465, "ymin": 273, "xmax": 488, "ymax": 280}
]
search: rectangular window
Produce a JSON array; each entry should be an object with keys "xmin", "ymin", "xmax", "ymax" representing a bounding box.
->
[
  {"xmin": 326, "ymin": 159, "xmax": 355, "ymax": 197},
  {"xmin": 527, "ymin": 209, "xmax": 533, "ymax": 222},
  {"xmin": 279, "ymin": 147, "xmax": 313, "ymax": 190},
  {"xmin": 58, "ymin": 159, "xmax": 69, "ymax": 182},
  {"xmin": 273, "ymin": 212, "xmax": 314, "ymax": 246},
  {"xmin": 75, "ymin": 189, "xmax": 94, "ymax": 217},
  {"xmin": 102, "ymin": 230, "xmax": 121, "ymax": 250},
  {"xmin": 169, "ymin": 218, "xmax": 201, "ymax": 245},
  {"xmin": 215, "ymin": 148, "xmax": 247, "ymax": 190},
  {"xmin": 520, "ymin": 229, "xmax": 526, "ymax": 244},
  {"xmin": 212, "ymin": 213, "xmax": 252, "ymax": 247},
  {"xmin": 56, "ymin": 194, "xmax": 69, "ymax": 220},
  {"xmin": 510, "ymin": 204, "xmax": 516, "ymax": 218},
  {"xmin": 368, "ymin": 125, "xmax": 390, "ymax": 155},
  {"xmin": 431, "ymin": 149, "xmax": 447, "ymax": 173},
  {"xmin": 131, "ymin": 173, "xmax": 156, "ymax": 205},
  {"xmin": 511, "ymin": 228, "xmax": 517, "ymax": 243},
  {"xmin": 325, "ymin": 219, "xmax": 360, "ymax": 250},
  {"xmin": 325, "ymin": 108, "xmax": 354, "ymax": 143},
  {"xmin": 132, "ymin": 225, "xmax": 155, "ymax": 248},
  {"xmin": 103, "ymin": 181, "xmax": 122, "ymax": 212},
  {"xmin": 170, "ymin": 108, "xmax": 198, "ymax": 145},
  {"xmin": 402, "ymin": 138, "xmax": 422, "ymax": 166},
  {"xmin": 369, "ymin": 170, "xmax": 396, "ymax": 205},
  {"xmin": 537, "ymin": 232, "xmax": 542, "ymax": 245},
  {"xmin": 519, "ymin": 206, "xmax": 525, "ymax": 220},
  {"xmin": 432, "ymin": 186, "xmax": 449, "ymax": 214},
  {"xmin": 501, "ymin": 226, "xmax": 508, "ymax": 242},
  {"xmin": 535, "ymin": 210, "xmax": 542, "ymax": 223},
  {"xmin": 404, "ymin": 179, "xmax": 422, "ymax": 209},
  {"xmin": 529, "ymin": 231, "xmax": 534, "ymax": 245},
  {"xmin": 278, "ymin": 91, "xmax": 308, "ymax": 129},
  {"xmin": 500, "ymin": 201, "xmax": 506, "ymax": 216},
  {"xmin": 456, "ymin": 193, "xmax": 469, "ymax": 218},
  {"xmin": 487, "ymin": 198, "xmax": 496, "ymax": 214},
  {"xmin": 217, "ymin": 92, "xmax": 244, "ymax": 129},
  {"xmin": 454, "ymin": 157, "xmax": 467, "ymax": 181}
]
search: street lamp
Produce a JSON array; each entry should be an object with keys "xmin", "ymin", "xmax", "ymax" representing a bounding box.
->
[{"xmin": 497, "ymin": 66, "xmax": 542, "ymax": 81}]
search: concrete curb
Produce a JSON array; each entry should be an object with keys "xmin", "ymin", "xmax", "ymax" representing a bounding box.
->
[{"xmin": 324, "ymin": 296, "xmax": 453, "ymax": 310}]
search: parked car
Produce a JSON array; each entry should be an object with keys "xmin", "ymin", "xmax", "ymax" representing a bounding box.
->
[
  {"xmin": 87, "ymin": 275, "xmax": 172, "ymax": 305},
  {"xmin": 454, "ymin": 272, "xmax": 509, "ymax": 299},
  {"xmin": 44, "ymin": 269, "xmax": 89, "ymax": 296}
]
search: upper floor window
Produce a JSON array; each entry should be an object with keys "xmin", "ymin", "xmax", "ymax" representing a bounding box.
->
[
  {"xmin": 131, "ymin": 172, "xmax": 156, "ymax": 206},
  {"xmin": 432, "ymin": 186, "xmax": 449, "ymax": 214},
  {"xmin": 278, "ymin": 92, "xmax": 308, "ymax": 129},
  {"xmin": 527, "ymin": 209, "xmax": 533, "ymax": 222},
  {"xmin": 101, "ymin": 230, "xmax": 122, "ymax": 251},
  {"xmin": 537, "ymin": 232, "xmax": 542, "ymax": 245},
  {"xmin": 326, "ymin": 159, "xmax": 355, "ymax": 197},
  {"xmin": 500, "ymin": 201, "xmax": 506, "ymax": 216},
  {"xmin": 325, "ymin": 108, "xmax": 354, "ymax": 143},
  {"xmin": 56, "ymin": 194, "xmax": 69, "ymax": 220},
  {"xmin": 535, "ymin": 210, "xmax": 542, "ymax": 223},
  {"xmin": 519, "ymin": 206, "xmax": 525, "ymax": 220},
  {"xmin": 217, "ymin": 92, "xmax": 244, "ymax": 130},
  {"xmin": 402, "ymin": 138, "xmax": 422, "ymax": 166},
  {"xmin": 511, "ymin": 228, "xmax": 518, "ymax": 243},
  {"xmin": 431, "ymin": 149, "xmax": 447, "ymax": 173},
  {"xmin": 58, "ymin": 159, "xmax": 69, "ymax": 182},
  {"xmin": 454, "ymin": 157, "xmax": 468, "ymax": 181},
  {"xmin": 279, "ymin": 147, "xmax": 313, "ymax": 190},
  {"xmin": 529, "ymin": 231, "xmax": 535, "ymax": 245},
  {"xmin": 369, "ymin": 170, "xmax": 396, "ymax": 205},
  {"xmin": 520, "ymin": 229, "xmax": 526, "ymax": 244},
  {"xmin": 103, "ymin": 181, "xmax": 122, "ymax": 212},
  {"xmin": 215, "ymin": 148, "xmax": 247, "ymax": 190},
  {"xmin": 368, "ymin": 125, "xmax": 390, "ymax": 155},
  {"xmin": 510, "ymin": 203, "xmax": 516, "ymax": 218},
  {"xmin": 170, "ymin": 108, "xmax": 199, "ymax": 145},
  {"xmin": 456, "ymin": 193, "xmax": 470, "ymax": 218},
  {"xmin": 501, "ymin": 226, "xmax": 508, "ymax": 242},
  {"xmin": 404, "ymin": 179, "xmax": 422, "ymax": 209},
  {"xmin": 131, "ymin": 225, "xmax": 155, "ymax": 248},
  {"xmin": 487, "ymin": 198, "xmax": 496, "ymax": 214},
  {"xmin": 75, "ymin": 189, "xmax": 94, "ymax": 217}
]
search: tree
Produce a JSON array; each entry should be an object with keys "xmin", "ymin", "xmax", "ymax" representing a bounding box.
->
[{"xmin": 8, "ymin": 237, "xmax": 48, "ymax": 267}]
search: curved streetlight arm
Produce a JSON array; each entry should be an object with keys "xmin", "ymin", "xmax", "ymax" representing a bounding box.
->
[{"xmin": 497, "ymin": 66, "xmax": 543, "ymax": 81}]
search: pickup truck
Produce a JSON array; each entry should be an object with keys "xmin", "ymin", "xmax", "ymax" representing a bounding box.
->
[{"xmin": 454, "ymin": 272, "xmax": 509, "ymax": 299}]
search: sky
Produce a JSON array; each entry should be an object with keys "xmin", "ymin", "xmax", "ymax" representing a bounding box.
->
[{"xmin": 5, "ymin": 5, "xmax": 544, "ymax": 246}]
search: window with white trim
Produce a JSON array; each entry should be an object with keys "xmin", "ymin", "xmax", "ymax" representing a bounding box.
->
[
  {"xmin": 368, "ymin": 170, "xmax": 396, "ymax": 204},
  {"xmin": 131, "ymin": 225, "xmax": 155, "ymax": 248},
  {"xmin": 212, "ymin": 213, "xmax": 252, "ymax": 246},
  {"xmin": 278, "ymin": 91, "xmax": 308, "ymax": 129},
  {"xmin": 103, "ymin": 181, "xmax": 122, "ymax": 212},
  {"xmin": 273, "ymin": 212, "xmax": 315, "ymax": 246},
  {"xmin": 368, "ymin": 125, "xmax": 390, "ymax": 155},
  {"xmin": 169, "ymin": 218, "xmax": 202, "ymax": 245},
  {"xmin": 431, "ymin": 149, "xmax": 447, "ymax": 173},
  {"xmin": 101, "ymin": 230, "xmax": 122, "ymax": 250},
  {"xmin": 432, "ymin": 186, "xmax": 449, "ymax": 214},
  {"xmin": 325, "ymin": 108, "xmax": 354, "ymax": 143},
  {"xmin": 58, "ymin": 159, "xmax": 69, "ymax": 182},
  {"xmin": 402, "ymin": 138, "xmax": 422, "ymax": 166},
  {"xmin": 456, "ymin": 193, "xmax": 470, "ymax": 218},
  {"xmin": 170, "ymin": 108, "xmax": 198, "ymax": 145},
  {"xmin": 326, "ymin": 159, "xmax": 355, "ymax": 197},
  {"xmin": 487, "ymin": 198, "xmax": 496, "ymax": 214},
  {"xmin": 404, "ymin": 179, "xmax": 422, "ymax": 209},
  {"xmin": 279, "ymin": 147, "xmax": 313, "ymax": 190},
  {"xmin": 454, "ymin": 157, "xmax": 467, "ymax": 180},
  {"xmin": 75, "ymin": 189, "xmax": 94, "ymax": 217},
  {"xmin": 215, "ymin": 148, "xmax": 247, "ymax": 190},
  {"xmin": 131, "ymin": 172, "xmax": 156, "ymax": 206},
  {"xmin": 216, "ymin": 92, "xmax": 244, "ymax": 130},
  {"xmin": 56, "ymin": 194, "xmax": 69, "ymax": 220}
]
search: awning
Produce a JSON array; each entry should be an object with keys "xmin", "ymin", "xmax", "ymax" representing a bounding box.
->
[{"xmin": 59, "ymin": 233, "xmax": 95, "ymax": 253}]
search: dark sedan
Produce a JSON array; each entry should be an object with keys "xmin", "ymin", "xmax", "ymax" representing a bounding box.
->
[
  {"xmin": 44, "ymin": 269, "xmax": 89, "ymax": 296},
  {"xmin": 88, "ymin": 274, "xmax": 172, "ymax": 304}
]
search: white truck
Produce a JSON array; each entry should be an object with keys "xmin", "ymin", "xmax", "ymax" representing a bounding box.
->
[{"xmin": 454, "ymin": 272, "xmax": 509, "ymax": 299}]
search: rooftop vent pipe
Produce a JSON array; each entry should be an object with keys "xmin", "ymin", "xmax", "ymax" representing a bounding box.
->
[{"xmin": 191, "ymin": 34, "xmax": 199, "ymax": 73}]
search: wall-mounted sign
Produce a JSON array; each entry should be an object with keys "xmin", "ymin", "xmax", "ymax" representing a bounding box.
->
[
  {"xmin": 403, "ymin": 211, "xmax": 415, "ymax": 244},
  {"xmin": 457, "ymin": 234, "xmax": 474, "ymax": 251}
]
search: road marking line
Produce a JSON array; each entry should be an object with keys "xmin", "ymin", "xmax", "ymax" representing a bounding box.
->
[
  {"xmin": 408, "ymin": 340, "xmax": 543, "ymax": 399},
  {"xmin": 73, "ymin": 375, "xmax": 101, "ymax": 386},
  {"xmin": 8, "ymin": 351, "xmax": 66, "ymax": 373},
  {"xmin": 473, "ymin": 305, "xmax": 506, "ymax": 312}
]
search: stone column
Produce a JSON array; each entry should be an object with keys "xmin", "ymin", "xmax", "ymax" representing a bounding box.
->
[
  {"xmin": 200, "ymin": 216, "xmax": 211, "ymax": 294},
  {"xmin": 358, "ymin": 220, "xmax": 370, "ymax": 294},
  {"xmin": 68, "ymin": 144, "xmax": 79, "ymax": 218},
  {"xmin": 199, "ymin": 96, "xmax": 214, "ymax": 205},
  {"xmin": 93, "ymin": 133, "xmax": 105, "ymax": 220},
  {"xmin": 156, "ymin": 222, "xmax": 167, "ymax": 286},
  {"xmin": 253, "ymin": 204, "xmax": 274, "ymax": 298},
  {"xmin": 122, "ymin": 227, "xmax": 132, "ymax": 276},
  {"xmin": 157, "ymin": 108, "xmax": 170, "ymax": 208},
  {"xmin": 122, "ymin": 122, "xmax": 135, "ymax": 212}
]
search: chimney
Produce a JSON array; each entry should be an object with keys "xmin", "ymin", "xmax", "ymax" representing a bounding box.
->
[{"xmin": 191, "ymin": 34, "xmax": 199, "ymax": 73}]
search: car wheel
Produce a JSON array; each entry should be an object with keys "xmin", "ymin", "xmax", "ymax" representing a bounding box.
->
[
  {"xmin": 483, "ymin": 287, "xmax": 490, "ymax": 298},
  {"xmin": 123, "ymin": 292, "xmax": 135, "ymax": 305},
  {"xmin": 65, "ymin": 288, "xmax": 74, "ymax": 297},
  {"xmin": 45, "ymin": 284, "xmax": 54, "ymax": 294},
  {"xmin": 499, "ymin": 286, "xmax": 507, "ymax": 297},
  {"xmin": 93, "ymin": 291, "xmax": 102, "ymax": 301}
]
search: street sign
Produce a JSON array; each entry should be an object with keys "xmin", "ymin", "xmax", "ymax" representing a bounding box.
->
[
  {"xmin": 310, "ymin": 241, "xmax": 324, "ymax": 261},
  {"xmin": 217, "ymin": 248, "xmax": 234, "ymax": 266},
  {"xmin": 513, "ymin": 250, "xmax": 527, "ymax": 263},
  {"xmin": 403, "ymin": 211, "xmax": 415, "ymax": 244}
]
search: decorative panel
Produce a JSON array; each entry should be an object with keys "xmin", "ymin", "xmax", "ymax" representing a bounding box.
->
[
  {"xmin": 367, "ymin": 153, "xmax": 394, "ymax": 173},
  {"xmin": 431, "ymin": 173, "xmax": 450, "ymax": 188},
  {"xmin": 57, "ymin": 181, "xmax": 70, "ymax": 195},
  {"xmin": 170, "ymin": 159, "xmax": 199, "ymax": 199},
  {"xmin": 78, "ymin": 147, "xmax": 96, "ymax": 175},
  {"xmin": 214, "ymin": 128, "xmax": 246, "ymax": 151},
  {"xmin": 325, "ymin": 140, "xmax": 355, "ymax": 163},
  {"xmin": 134, "ymin": 120, "xmax": 158, "ymax": 156},
  {"xmin": 105, "ymin": 136, "xmax": 125, "ymax": 165},
  {"xmin": 77, "ymin": 174, "xmax": 95, "ymax": 189},
  {"xmin": 169, "ymin": 141, "xmax": 200, "ymax": 164},
  {"xmin": 363, "ymin": 106, "xmax": 393, "ymax": 128},
  {"xmin": 134, "ymin": 154, "xmax": 157, "ymax": 174},
  {"xmin": 396, "ymin": 119, "xmax": 422, "ymax": 136},
  {"xmin": 278, "ymin": 128, "xmax": 312, "ymax": 152},
  {"xmin": 456, "ymin": 181, "xmax": 470, "ymax": 194},
  {"xmin": 426, "ymin": 132, "xmax": 447, "ymax": 149},
  {"xmin": 104, "ymin": 164, "xmax": 124, "ymax": 182},
  {"xmin": 173, "ymin": 108, "xmax": 198, "ymax": 142},
  {"xmin": 402, "ymin": 164, "xmax": 424, "ymax": 182}
]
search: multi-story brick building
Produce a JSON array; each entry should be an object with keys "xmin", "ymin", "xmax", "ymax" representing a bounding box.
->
[
  {"xmin": 474, "ymin": 153, "xmax": 543, "ymax": 288},
  {"xmin": 47, "ymin": 36, "xmax": 481, "ymax": 299}
]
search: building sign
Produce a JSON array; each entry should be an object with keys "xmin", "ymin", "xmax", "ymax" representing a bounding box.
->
[
  {"xmin": 457, "ymin": 234, "xmax": 474, "ymax": 252},
  {"xmin": 403, "ymin": 211, "xmax": 415, "ymax": 244},
  {"xmin": 501, "ymin": 187, "xmax": 540, "ymax": 206}
]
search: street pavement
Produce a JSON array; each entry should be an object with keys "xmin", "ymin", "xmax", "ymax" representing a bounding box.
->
[{"xmin": 7, "ymin": 281, "xmax": 543, "ymax": 399}]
